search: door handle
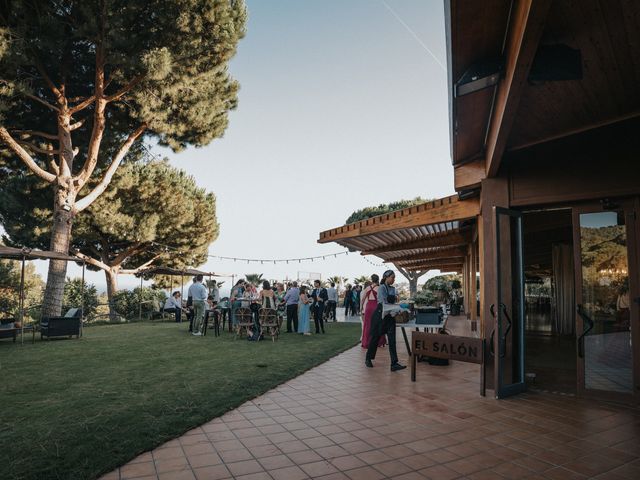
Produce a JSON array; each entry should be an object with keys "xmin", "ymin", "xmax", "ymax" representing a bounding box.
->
[
  {"xmin": 499, "ymin": 303, "xmax": 511, "ymax": 358},
  {"xmin": 576, "ymin": 304, "xmax": 594, "ymax": 358},
  {"xmin": 489, "ymin": 303, "xmax": 496, "ymax": 356}
]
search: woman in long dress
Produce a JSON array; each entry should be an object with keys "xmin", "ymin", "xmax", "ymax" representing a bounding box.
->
[
  {"xmin": 361, "ymin": 274, "xmax": 386, "ymax": 349},
  {"xmin": 297, "ymin": 286, "xmax": 312, "ymax": 335}
]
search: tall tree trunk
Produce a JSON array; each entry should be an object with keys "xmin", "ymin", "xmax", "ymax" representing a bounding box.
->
[
  {"xmin": 409, "ymin": 277, "xmax": 418, "ymax": 297},
  {"xmin": 42, "ymin": 197, "xmax": 75, "ymax": 316},
  {"xmin": 105, "ymin": 268, "xmax": 119, "ymax": 321}
]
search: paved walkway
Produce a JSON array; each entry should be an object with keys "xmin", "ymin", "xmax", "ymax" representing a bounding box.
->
[{"xmin": 104, "ymin": 319, "xmax": 640, "ymax": 480}]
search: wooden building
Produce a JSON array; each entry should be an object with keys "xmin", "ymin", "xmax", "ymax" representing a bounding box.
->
[{"xmin": 319, "ymin": 0, "xmax": 640, "ymax": 403}]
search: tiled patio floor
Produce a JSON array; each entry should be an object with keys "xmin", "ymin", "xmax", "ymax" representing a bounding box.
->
[{"xmin": 103, "ymin": 318, "xmax": 640, "ymax": 480}]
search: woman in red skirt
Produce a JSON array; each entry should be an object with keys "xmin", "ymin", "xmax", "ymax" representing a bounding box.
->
[{"xmin": 361, "ymin": 274, "xmax": 386, "ymax": 349}]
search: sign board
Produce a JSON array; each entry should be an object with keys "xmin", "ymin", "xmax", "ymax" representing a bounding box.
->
[{"xmin": 411, "ymin": 332, "xmax": 485, "ymax": 396}]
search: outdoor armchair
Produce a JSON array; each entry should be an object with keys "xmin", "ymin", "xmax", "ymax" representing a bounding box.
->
[{"xmin": 40, "ymin": 308, "xmax": 82, "ymax": 339}]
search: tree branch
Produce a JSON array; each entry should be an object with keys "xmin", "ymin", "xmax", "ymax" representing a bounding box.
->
[
  {"xmin": 73, "ymin": 250, "xmax": 111, "ymax": 272},
  {"xmin": 105, "ymin": 75, "xmax": 144, "ymax": 102},
  {"xmin": 121, "ymin": 253, "xmax": 163, "ymax": 274},
  {"xmin": 68, "ymin": 95, "xmax": 96, "ymax": 114},
  {"xmin": 12, "ymin": 129, "xmax": 58, "ymax": 140},
  {"xmin": 75, "ymin": 124, "xmax": 147, "ymax": 211},
  {"xmin": 23, "ymin": 92, "xmax": 60, "ymax": 112},
  {"xmin": 34, "ymin": 57, "xmax": 63, "ymax": 103},
  {"xmin": 17, "ymin": 140, "xmax": 60, "ymax": 155},
  {"xmin": 0, "ymin": 127, "xmax": 57, "ymax": 182},
  {"xmin": 69, "ymin": 118, "xmax": 87, "ymax": 130},
  {"xmin": 112, "ymin": 242, "xmax": 143, "ymax": 266}
]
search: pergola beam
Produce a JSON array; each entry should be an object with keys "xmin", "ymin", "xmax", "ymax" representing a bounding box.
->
[
  {"xmin": 406, "ymin": 262, "xmax": 463, "ymax": 272},
  {"xmin": 362, "ymin": 231, "xmax": 472, "ymax": 256},
  {"xmin": 384, "ymin": 247, "xmax": 467, "ymax": 264},
  {"xmin": 485, "ymin": 0, "xmax": 551, "ymax": 177},
  {"xmin": 318, "ymin": 195, "xmax": 479, "ymax": 243}
]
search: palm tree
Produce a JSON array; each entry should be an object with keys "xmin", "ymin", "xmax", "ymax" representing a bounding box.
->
[
  {"xmin": 327, "ymin": 275, "xmax": 342, "ymax": 286},
  {"xmin": 354, "ymin": 275, "xmax": 368, "ymax": 285},
  {"xmin": 245, "ymin": 273, "xmax": 264, "ymax": 286}
]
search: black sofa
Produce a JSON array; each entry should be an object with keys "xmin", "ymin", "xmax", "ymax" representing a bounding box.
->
[{"xmin": 40, "ymin": 308, "xmax": 82, "ymax": 339}]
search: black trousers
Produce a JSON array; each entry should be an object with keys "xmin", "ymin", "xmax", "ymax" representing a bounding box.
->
[
  {"xmin": 367, "ymin": 313, "xmax": 398, "ymax": 365},
  {"xmin": 313, "ymin": 303, "xmax": 325, "ymax": 333},
  {"xmin": 286, "ymin": 304, "xmax": 298, "ymax": 332},
  {"xmin": 327, "ymin": 301, "xmax": 337, "ymax": 321},
  {"xmin": 165, "ymin": 308, "xmax": 182, "ymax": 323}
]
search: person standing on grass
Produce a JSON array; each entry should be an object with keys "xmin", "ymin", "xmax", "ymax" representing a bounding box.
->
[
  {"xmin": 343, "ymin": 284, "xmax": 353, "ymax": 317},
  {"xmin": 188, "ymin": 274, "xmax": 208, "ymax": 336},
  {"xmin": 365, "ymin": 270, "xmax": 407, "ymax": 371},
  {"xmin": 311, "ymin": 280, "xmax": 328, "ymax": 334},
  {"xmin": 209, "ymin": 280, "xmax": 220, "ymax": 304},
  {"xmin": 284, "ymin": 281, "xmax": 300, "ymax": 333},
  {"xmin": 326, "ymin": 282, "xmax": 338, "ymax": 321},
  {"xmin": 297, "ymin": 285, "xmax": 312, "ymax": 335}
]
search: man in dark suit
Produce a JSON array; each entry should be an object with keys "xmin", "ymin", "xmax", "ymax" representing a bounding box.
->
[{"xmin": 311, "ymin": 280, "xmax": 329, "ymax": 334}]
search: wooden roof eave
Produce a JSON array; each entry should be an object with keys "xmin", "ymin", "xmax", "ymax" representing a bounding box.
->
[{"xmin": 318, "ymin": 195, "xmax": 479, "ymax": 244}]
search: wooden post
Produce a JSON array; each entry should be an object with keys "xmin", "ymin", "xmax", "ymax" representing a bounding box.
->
[
  {"xmin": 479, "ymin": 177, "xmax": 510, "ymax": 391},
  {"xmin": 138, "ymin": 275, "xmax": 143, "ymax": 321},
  {"xmin": 19, "ymin": 255, "xmax": 25, "ymax": 345},
  {"xmin": 80, "ymin": 261, "xmax": 85, "ymax": 336}
]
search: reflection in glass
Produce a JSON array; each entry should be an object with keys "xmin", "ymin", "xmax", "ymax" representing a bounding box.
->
[{"xmin": 579, "ymin": 211, "xmax": 632, "ymax": 393}]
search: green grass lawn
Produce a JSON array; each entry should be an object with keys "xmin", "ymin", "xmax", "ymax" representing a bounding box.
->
[{"xmin": 0, "ymin": 321, "xmax": 361, "ymax": 480}]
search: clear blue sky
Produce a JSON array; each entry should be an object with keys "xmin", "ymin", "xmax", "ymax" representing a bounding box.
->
[{"xmin": 53, "ymin": 0, "xmax": 454, "ymax": 293}]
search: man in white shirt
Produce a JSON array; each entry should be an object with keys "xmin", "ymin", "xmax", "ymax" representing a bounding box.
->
[
  {"xmin": 326, "ymin": 283, "xmax": 338, "ymax": 322},
  {"xmin": 188, "ymin": 275, "xmax": 208, "ymax": 336},
  {"xmin": 164, "ymin": 291, "xmax": 186, "ymax": 323}
]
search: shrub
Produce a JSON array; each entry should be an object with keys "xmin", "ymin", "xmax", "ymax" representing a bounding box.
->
[
  {"xmin": 113, "ymin": 287, "xmax": 167, "ymax": 320},
  {"xmin": 412, "ymin": 290, "xmax": 436, "ymax": 306},
  {"xmin": 63, "ymin": 278, "xmax": 98, "ymax": 319}
]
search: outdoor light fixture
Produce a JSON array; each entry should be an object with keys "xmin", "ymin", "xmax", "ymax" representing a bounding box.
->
[
  {"xmin": 454, "ymin": 58, "xmax": 503, "ymax": 97},
  {"xmin": 61, "ymin": 202, "xmax": 72, "ymax": 212}
]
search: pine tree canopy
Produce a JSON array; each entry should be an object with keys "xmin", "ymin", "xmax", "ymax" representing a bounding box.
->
[
  {"xmin": 0, "ymin": 160, "xmax": 219, "ymax": 275},
  {"xmin": 344, "ymin": 197, "xmax": 431, "ymax": 225},
  {"xmin": 0, "ymin": 0, "xmax": 246, "ymax": 315}
]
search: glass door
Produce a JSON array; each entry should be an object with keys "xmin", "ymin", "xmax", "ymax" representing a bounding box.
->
[
  {"xmin": 573, "ymin": 200, "xmax": 639, "ymax": 402},
  {"xmin": 492, "ymin": 207, "xmax": 526, "ymax": 398}
]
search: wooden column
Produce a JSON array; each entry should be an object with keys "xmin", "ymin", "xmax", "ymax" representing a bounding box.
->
[
  {"xmin": 479, "ymin": 177, "xmax": 510, "ymax": 390},
  {"xmin": 470, "ymin": 240, "xmax": 478, "ymax": 322}
]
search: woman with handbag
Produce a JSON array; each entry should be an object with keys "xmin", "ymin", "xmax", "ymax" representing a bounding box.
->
[{"xmin": 365, "ymin": 270, "xmax": 407, "ymax": 372}]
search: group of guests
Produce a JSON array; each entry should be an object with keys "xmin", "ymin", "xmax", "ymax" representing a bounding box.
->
[
  {"xmin": 162, "ymin": 275, "xmax": 221, "ymax": 336},
  {"xmin": 229, "ymin": 279, "xmax": 338, "ymax": 337},
  {"xmin": 343, "ymin": 284, "xmax": 363, "ymax": 316}
]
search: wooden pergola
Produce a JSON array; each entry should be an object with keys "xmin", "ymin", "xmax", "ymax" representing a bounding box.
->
[{"xmin": 318, "ymin": 194, "xmax": 480, "ymax": 315}]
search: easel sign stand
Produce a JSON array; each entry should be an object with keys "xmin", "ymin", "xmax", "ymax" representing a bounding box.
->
[{"xmin": 411, "ymin": 331, "xmax": 486, "ymax": 397}]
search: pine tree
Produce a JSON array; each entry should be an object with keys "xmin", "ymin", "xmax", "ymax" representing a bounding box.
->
[
  {"xmin": 0, "ymin": 0, "xmax": 246, "ymax": 315},
  {"xmin": 0, "ymin": 160, "xmax": 219, "ymax": 318}
]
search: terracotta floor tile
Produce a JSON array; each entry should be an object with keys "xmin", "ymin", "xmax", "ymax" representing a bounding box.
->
[
  {"xmin": 315, "ymin": 473, "xmax": 350, "ymax": 480},
  {"xmin": 183, "ymin": 443, "xmax": 216, "ymax": 457},
  {"xmin": 303, "ymin": 436, "xmax": 335, "ymax": 449},
  {"xmin": 226, "ymin": 459, "xmax": 264, "ymax": 477},
  {"xmin": 345, "ymin": 466, "xmax": 386, "ymax": 480},
  {"xmin": 157, "ymin": 470, "xmax": 196, "ymax": 480},
  {"xmin": 258, "ymin": 454, "xmax": 294, "ymax": 470},
  {"xmin": 180, "ymin": 434, "xmax": 209, "ymax": 447},
  {"xmin": 372, "ymin": 459, "xmax": 413, "ymax": 477},
  {"xmin": 329, "ymin": 455, "xmax": 367, "ymax": 471},
  {"xmin": 187, "ymin": 452, "xmax": 222, "ymax": 469},
  {"xmin": 192, "ymin": 464, "xmax": 231, "ymax": 480},
  {"xmin": 153, "ymin": 447, "xmax": 185, "ymax": 461},
  {"xmin": 250, "ymin": 444, "xmax": 282, "ymax": 458},
  {"xmin": 340, "ymin": 440, "xmax": 373, "ymax": 455},
  {"xmin": 218, "ymin": 448, "xmax": 254, "ymax": 463},
  {"xmin": 287, "ymin": 449, "xmax": 324, "ymax": 465},
  {"xmin": 234, "ymin": 472, "xmax": 273, "ymax": 480},
  {"xmin": 356, "ymin": 449, "xmax": 394, "ymax": 465},
  {"xmin": 241, "ymin": 436, "xmax": 273, "ymax": 448},
  {"xmin": 300, "ymin": 460, "xmax": 339, "ymax": 477},
  {"xmin": 278, "ymin": 440, "xmax": 311, "ymax": 454},
  {"xmin": 120, "ymin": 461, "xmax": 157, "ymax": 479},
  {"xmin": 154, "ymin": 457, "xmax": 190, "ymax": 474},
  {"xmin": 269, "ymin": 465, "xmax": 309, "ymax": 480},
  {"xmin": 418, "ymin": 464, "xmax": 461, "ymax": 480},
  {"xmin": 542, "ymin": 466, "xmax": 588, "ymax": 480},
  {"xmin": 130, "ymin": 452, "xmax": 154, "ymax": 464},
  {"xmin": 315, "ymin": 445, "xmax": 349, "ymax": 459}
]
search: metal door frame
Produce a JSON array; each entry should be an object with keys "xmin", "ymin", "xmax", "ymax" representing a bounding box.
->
[
  {"xmin": 572, "ymin": 199, "xmax": 639, "ymax": 403},
  {"xmin": 493, "ymin": 206, "xmax": 526, "ymax": 398}
]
